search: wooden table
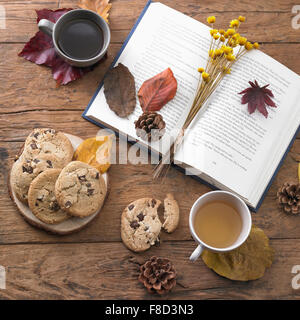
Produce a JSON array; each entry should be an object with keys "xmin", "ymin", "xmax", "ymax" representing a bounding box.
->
[{"xmin": 0, "ymin": 0, "xmax": 300, "ymax": 300}]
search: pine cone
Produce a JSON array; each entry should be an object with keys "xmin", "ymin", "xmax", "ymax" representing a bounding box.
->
[
  {"xmin": 135, "ymin": 112, "xmax": 166, "ymax": 142},
  {"xmin": 138, "ymin": 256, "xmax": 176, "ymax": 295},
  {"xmin": 277, "ymin": 182, "xmax": 300, "ymax": 214}
]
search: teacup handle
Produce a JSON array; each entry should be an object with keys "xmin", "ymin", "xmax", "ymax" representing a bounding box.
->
[
  {"xmin": 38, "ymin": 19, "xmax": 55, "ymax": 37},
  {"xmin": 189, "ymin": 244, "xmax": 203, "ymax": 262}
]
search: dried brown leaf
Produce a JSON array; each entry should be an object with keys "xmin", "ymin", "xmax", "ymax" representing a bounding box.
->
[
  {"xmin": 104, "ymin": 63, "xmax": 136, "ymax": 118},
  {"xmin": 78, "ymin": 0, "xmax": 112, "ymax": 22}
]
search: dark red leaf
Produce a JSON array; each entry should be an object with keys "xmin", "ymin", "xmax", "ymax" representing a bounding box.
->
[
  {"xmin": 239, "ymin": 80, "xmax": 277, "ymax": 118},
  {"xmin": 36, "ymin": 8, "xmax": 73, "ymax": 23},
  {"xmin": 239, "ymin": 87, "xmax": 251, "ymax": 95},
  {"xmin": 241, "ymin": 92, "xmax": 250, "ymax": 104},
  {"xmin": 262, "ymin": 87, "xmax": 274, "ymax": 97},
  {"xmin": 264, "ymin": 95, "xmax": 276, "ymax": 107},
  {"xmin": 18, "ymin": 31, "xmax": 56, "ymax": 66},
  {"xmin": 249, "ymin": 81, "xmax": 256, "ymax": 88},
  {"xmin": 18, "ymin": 8, "xmax": 101, "ymax": 85},
  {"xmin": 138, "ymin": 68, "xmax": 177, "ymax": 112},
  {"xmin": 248, "ymin": 101, "xmax": 256, "ymax": 114},
  {"xmin": 51, "ymin": 56, "xmax": 93, "ymax": 86},
  {"xmin": 257, "ymin": 94, "xmax": 268, "ymax": 118}
]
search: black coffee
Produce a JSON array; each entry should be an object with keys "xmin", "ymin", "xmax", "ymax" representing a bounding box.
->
[{"xmin": 58, "ymin": 19, "xmax": 103, "ymax": 60}]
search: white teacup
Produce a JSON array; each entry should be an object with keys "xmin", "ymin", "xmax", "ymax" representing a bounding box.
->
[{"xmin": 189, "ymin": 190, "xmax": 252, "ymax": 261}]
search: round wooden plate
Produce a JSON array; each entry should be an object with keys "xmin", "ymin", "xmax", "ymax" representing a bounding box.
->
[{"xmin": 8, "ymin": 133, "xmax": 108, "ymax": 235}]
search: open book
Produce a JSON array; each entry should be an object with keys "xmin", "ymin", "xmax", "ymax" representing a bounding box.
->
[{"xmin": 83, "ymin": 0, "xmax": 300, "ymax": 211}]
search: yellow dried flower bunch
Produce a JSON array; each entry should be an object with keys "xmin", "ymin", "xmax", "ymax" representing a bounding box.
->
[
  {"xmin": 199, "ymin": 15, "xmax": 259, "ymax": 83},
  {"xmin": 191, "ymin": 15, "xmax": 260, "ymax": 121}
]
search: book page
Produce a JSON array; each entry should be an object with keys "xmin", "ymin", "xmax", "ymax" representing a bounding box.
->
[
  {"xmin": 175, "ymin": 49, "xmax": 300, "ymax": 203},
  {"xmin": 85, "ymin": 1, "xmax": 300, "ymax": 206},
  {"xmin": 86, "ymin": 2, "xmax": 210, "ymax": 154}
]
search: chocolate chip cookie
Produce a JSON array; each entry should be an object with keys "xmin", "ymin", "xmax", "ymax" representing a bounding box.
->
[
  {"xmin": 55, "ymin": 161, "xmax": 106, "ymax": 217},
  {"xmin": 121, "ymin": 198, "xmax": 162, "ymax": 252},
  {"xmin": 28, "ymin": 169, "xmax": 69, "ymax": 224},
  {"xmin": 11, "ymin": 154, "xmax": 63, "ymax": 204},
  {"xmin": 22, "ymin": 128, "xmax": 73, "ymax": 166}
]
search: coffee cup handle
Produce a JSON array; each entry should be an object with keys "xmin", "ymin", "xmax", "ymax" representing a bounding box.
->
[
  {"xmin": 38, "ymin": 19, "xmax": 55, "ymax": 37},
  {"xmin": 189, "ymin": 244, "xmax": 203, "ymax": 262}
]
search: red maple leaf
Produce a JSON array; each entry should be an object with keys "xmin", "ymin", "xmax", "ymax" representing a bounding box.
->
[
  {"xmin": 239, "ymin": 80, "xmax": 277, "ymax": 118},
  {"xmin": 18, "ymin": 9, "xmax": 100, "ymax": 85}
]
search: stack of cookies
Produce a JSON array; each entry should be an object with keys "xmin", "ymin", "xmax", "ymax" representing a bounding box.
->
[{"xmin": 11, "ymin": 128, "xmax": 107, "ymax": 225}]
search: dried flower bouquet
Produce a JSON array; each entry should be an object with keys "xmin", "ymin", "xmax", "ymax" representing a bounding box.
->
[{"xmin": 154, "ymin": 15, "xmax": 260, "ymax": 179}]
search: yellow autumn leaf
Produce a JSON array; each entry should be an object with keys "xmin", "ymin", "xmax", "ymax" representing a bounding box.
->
[
  {"xmin": 73, "ymin": 135, "xmax": 113, "ymax": 173},
  {"xmin": 202, "ymin": 225, "xmax": 274, "ymax": 281},
  {"xmin": 78, "ymin": 0, "xmax": 112, "ymax": 23}
]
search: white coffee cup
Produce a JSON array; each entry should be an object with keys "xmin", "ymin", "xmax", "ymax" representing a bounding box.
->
[{"xmin": 189, "ymin": 190, "xmax": 252, "ymax": 262}]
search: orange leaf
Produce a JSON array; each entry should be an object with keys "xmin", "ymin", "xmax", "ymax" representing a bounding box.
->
[
  {"xmin": 78, "ymin": 0, "xmax": 112, "ymax": 23},
  {"xmin": 73, "ymin": 135, "xmax": 113, "ymax": 173},
  {"xmin": 138, "ymin": 68, "xmax": 177, "ymax": 112}
]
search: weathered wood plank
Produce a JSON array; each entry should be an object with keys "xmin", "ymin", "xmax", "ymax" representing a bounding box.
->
[
  {"xmin": 0, "ymin": 135, "xmax": 299, "ymax": 244},
  {"xmin": 1, "ymin": 0, "xmax": 299, "ymax": 43},
  {"xmin": 1, "ymin": 43, "xmax": 300, "ymax": 115},
  {"xmin": 0, "ymin": 240, "xmax": 299, "ymax": 299},
  {"xmin": 1, "ymin": 0, "xmax": 300, "ymax": 301},
  {"xmin": 0, "ymin": 44, "xmax": 120, "ymax": 113},
  {"xmin": 0, "ymin": 0, "xmax": 59, "ymax": 42}
]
